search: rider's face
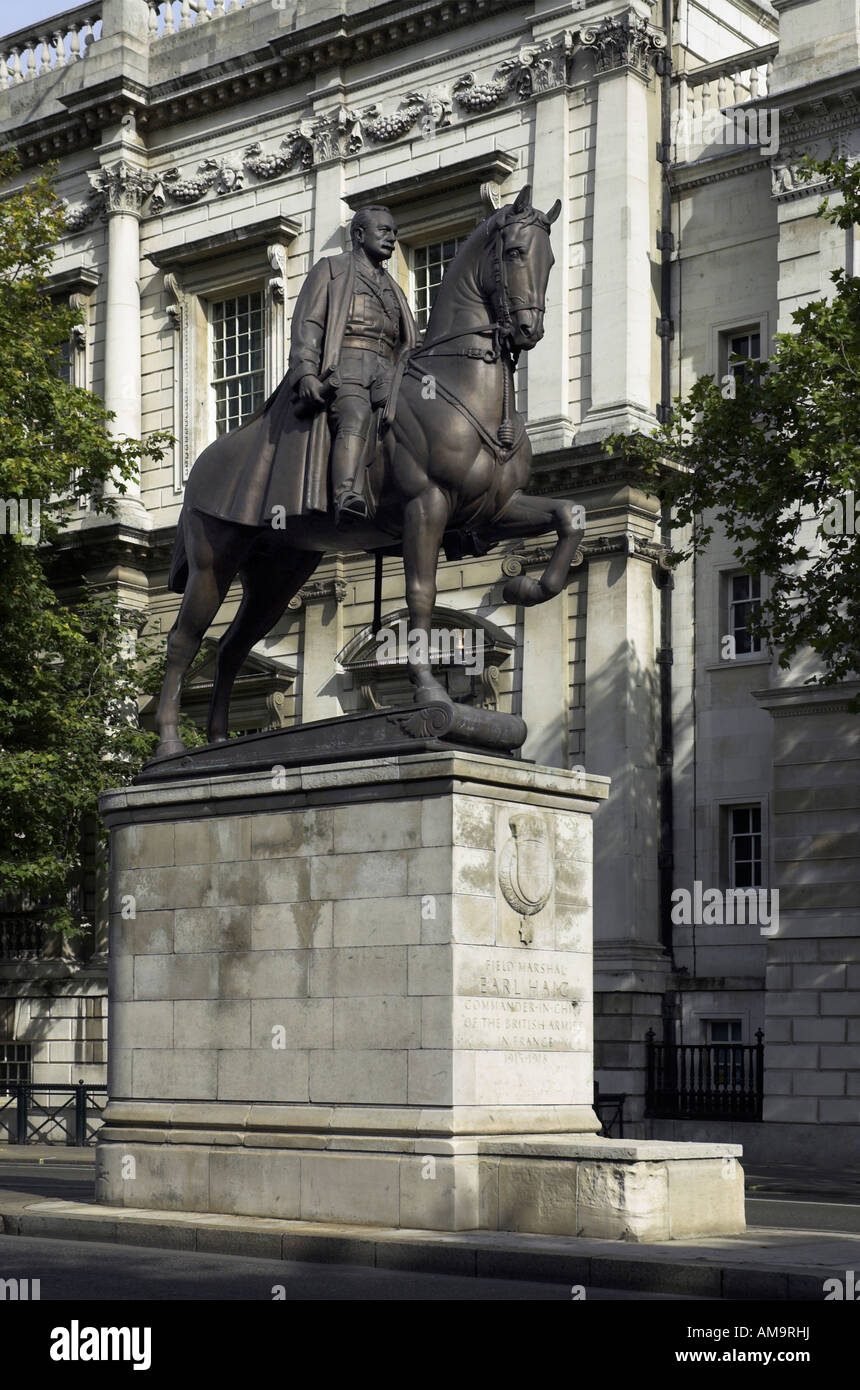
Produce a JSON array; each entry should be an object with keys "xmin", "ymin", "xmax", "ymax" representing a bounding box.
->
[{"xmin": 357, "ymin": 215, "xmax": 398, "ymax": 264}]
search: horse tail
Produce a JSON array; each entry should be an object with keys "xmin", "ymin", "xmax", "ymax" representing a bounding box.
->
[{"xmin": 168, "ymin": 512, "xmax": 189, "ymax": 594}]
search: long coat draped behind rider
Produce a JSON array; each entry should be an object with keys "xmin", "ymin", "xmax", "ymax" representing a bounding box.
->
[{"xmin": 170, "ymin": 249, "xmax": 417, "ymax": 585}]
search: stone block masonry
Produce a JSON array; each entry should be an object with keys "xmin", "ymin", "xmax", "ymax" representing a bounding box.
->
[{"xmin": 96, "ymin": 751, "xmax": 744, "ymax": 1238}]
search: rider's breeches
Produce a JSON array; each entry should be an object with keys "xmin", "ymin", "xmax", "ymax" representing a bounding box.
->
[{"xmin": 328, "ymin": 347, "xmax": 395, "ymax": 488}]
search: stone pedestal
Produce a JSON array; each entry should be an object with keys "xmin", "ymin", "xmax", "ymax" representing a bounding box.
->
[{"xmin": 97, "ymin": 751, "xmax": 744, "ymax": 1237}]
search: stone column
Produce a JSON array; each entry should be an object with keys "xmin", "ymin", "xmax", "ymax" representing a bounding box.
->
[
  {"xmin": 521, "ymin": 588, "xmax": 569, "ymax": 769},
  {"xmin": 290, "ymin": 576, "xmax": 347, "ymax": 722},
  {"xmin": 584, "ymin": 527, "xmax": 669, "ymax": 1124},
  {"xmin": 577, "ymin": 12, "xmax": 664, "ymax": 444},
  {"xmin": 585, "ymin": 540, "xmax": 660, "ymax": 949},
  {"xmin": 525, "ymin": 31, "xmax": 574, "ymax": 452},
  {"xmin": 82, "ymin": 157, "xmax": 151, "ymax": 530},
  {"xmin": 309, "ymin": 97, "xmax": 354, "ymax": 260}
]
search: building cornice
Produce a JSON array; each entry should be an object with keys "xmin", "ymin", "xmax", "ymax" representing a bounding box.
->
[
  {"xmin": 753, "ymin": 680, "xmax": 860, "ymax": 717},
  {"xmin": 145, "ymin": 214, "xmax": 301, "ymax": 272}
]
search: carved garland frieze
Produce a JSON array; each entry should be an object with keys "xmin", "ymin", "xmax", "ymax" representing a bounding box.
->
[
  {"xmin": 149, "ymin": 157, "xmax": 245, "ymax": 213},
  {"xmin": 361, "ymin": 90, "xmax": 452, "ymax": 144},
  {"xmin": 454, "ymin": 31, "xmax": 576, "ymax": 113},
  {"xmin": 244, "ymin": 131, "xmax": 314, "ymax": 179},
  {"xmin": 60, "ymin": 19, "xmax": 664, "ymax": 238}
]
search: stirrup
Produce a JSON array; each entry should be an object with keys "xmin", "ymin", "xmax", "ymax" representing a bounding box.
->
[{"xmin": 333, "ymin": 489, "xmax": 369, "ymax": 524}]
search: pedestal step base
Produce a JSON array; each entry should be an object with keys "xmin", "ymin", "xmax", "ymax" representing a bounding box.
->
[{"xmin": 96, "ymin": 1134, "xmax": 745, "ymax": 1240}]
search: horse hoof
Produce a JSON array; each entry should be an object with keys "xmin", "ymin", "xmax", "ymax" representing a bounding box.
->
[{"xmin": 154, "ymin": 737, "xmax": 186, "ymax": 759}]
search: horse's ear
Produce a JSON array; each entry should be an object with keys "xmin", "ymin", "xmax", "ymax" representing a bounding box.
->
[
  {"xmin": 512, "ymin": 185, "xmax": 532, "ymax": 214},
  {"xmin": 545, "ymin": 199, "xmax": 562, "ymax": 225}
]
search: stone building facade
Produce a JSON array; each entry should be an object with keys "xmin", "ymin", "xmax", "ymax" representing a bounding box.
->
[{"xmin": 0, "ymin": 0, "xmax": 856, "ymax": 1162}]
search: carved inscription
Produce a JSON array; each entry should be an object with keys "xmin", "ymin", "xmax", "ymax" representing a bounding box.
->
[
  {"xmin": 478, "ymin": 954, "xmax": 574, "ymax": 998},
  {"xmin": 452, "ymin": 949, "xmax": 586, "ymax": 1052},
  {"xmin": 459, "ymin": 996, "xmax": 578, "ymax": 1050}
]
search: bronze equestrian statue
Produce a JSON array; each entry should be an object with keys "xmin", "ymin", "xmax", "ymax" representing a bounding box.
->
[{"xmin": 154, "ymin": 185, "xmax": 583, "ymax": 759}]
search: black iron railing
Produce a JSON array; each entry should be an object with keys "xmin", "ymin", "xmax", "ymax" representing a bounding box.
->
[
  {"xmin": 0, "ymin": 1081, "xmax": 108, "ymax": 1146},
  {"xmin": 0, "ymin": 913, "xmax": 50, "ymax": 960},
  {"xmin": 645, "ymin": 1029, "xmax": 764, "ymax": 1121},
  {"xmin": 593, "ymin": 1082, "xmax": 627, "ymax": 1137}
]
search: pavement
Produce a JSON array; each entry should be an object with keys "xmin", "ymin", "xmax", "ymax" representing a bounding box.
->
[
  {"xmin": 0, "ymin": 1147, "xmax": 858, "ymax": 1300},
  {"xmin": 1, "ymin": 1187, "xmax": 859, "ymax": 1299}
]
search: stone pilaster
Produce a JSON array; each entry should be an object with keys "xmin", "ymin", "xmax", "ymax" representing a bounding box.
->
[
  {"xmin": 523, "ymin": 30, "xmax": 574, "ymax": 452},
  {"xmin": 577, "ymin": 11, "xmax": 665, "ymax": 443},
  {"xmin": 769, "ymin": 0, "xmax": 860, "ymax": 91},
  {"xmin": 289, "ymin": 574, "xmax": 347, "ymax": 722},
  {"xmin": 82, "ymin": 156, "xmax": 152, "ymax": 530},
  {"xmin": 521, "ymin": 588, "xmax": 569, "ymax": 769}
]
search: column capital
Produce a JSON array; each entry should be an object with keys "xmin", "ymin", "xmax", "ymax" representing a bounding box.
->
[
  {"xmin": 580, "ymin": 11, "xmax": 666, "ymax": 80},
  {"xmin": 89, "ymin": 160, "xmax": 153, "ymax": 219},
  {"xmin": 288, "ymin": 578, "xmax": 348, "ymax": 610}
]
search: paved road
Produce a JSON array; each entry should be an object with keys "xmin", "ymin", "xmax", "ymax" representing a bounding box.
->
[
  {"xmin": 0, "ymin": 1233, "xmax": 712, "ymax": 1300},
  {"xmin": 0, "ymin": 1161, "xmax": 94, "ymax": 1204}
]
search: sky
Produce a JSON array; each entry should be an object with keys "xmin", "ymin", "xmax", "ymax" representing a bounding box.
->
[{"xmin": 0, "ymin": 3, "xmax": 63, "ymax": 35}]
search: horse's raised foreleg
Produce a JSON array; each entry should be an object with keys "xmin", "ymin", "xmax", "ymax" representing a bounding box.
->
[
  {"xmin": 401, "ymin": 487, "xmax": 452, "ymax": 705},
  {"xmin": 493, "ymin": 493, "xmax": 585, "ymax": 607},
  {"xmin": 154, "ymin": 511, "xmax": 252, "ymax": 758},
  {"xmin": 207, "ymin": 546, "xmax": 322, "ymax": 743}
]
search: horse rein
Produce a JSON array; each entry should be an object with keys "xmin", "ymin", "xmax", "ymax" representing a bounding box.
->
[{"xmin": 409, "ymin": 212, "xmax": 548, "ymax": 447}]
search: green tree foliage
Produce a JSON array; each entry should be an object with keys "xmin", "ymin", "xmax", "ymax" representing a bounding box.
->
[
  {"xmin": 612, "ymin": 155, "xmax": 860, "ymax": 691},
  {"xmin": 0, "ymin": 149, "xmax": 173, "ymax": 931}
]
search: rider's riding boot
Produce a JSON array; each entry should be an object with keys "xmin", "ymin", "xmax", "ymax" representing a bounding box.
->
[{"xmin": 331, "ymin": 432, "xmax": 369, "ymax": 525}]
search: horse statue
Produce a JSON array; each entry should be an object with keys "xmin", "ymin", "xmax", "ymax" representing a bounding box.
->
[{"xmin": 153, "ymin": 185, "xmax": 584, "ymax": 758}]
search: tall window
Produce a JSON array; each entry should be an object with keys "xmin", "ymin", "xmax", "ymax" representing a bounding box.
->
[
  {"xmin": 412, "ymin": 238, "xmax": 463, "ymax": 332},
  {"xmin": 211, "ymin": 291, "xmax": 265, "ymax": 436},
  {"xmin": 728, "ymin": 805, "xmax": 763, "ymax": 889},
  {"xmin": 721, "ymin": 326, "xmax": 761, "ymax": 383},
  {"xmin": 728, "ymin": 572, "xmax": 763, "ymax": 654},
  {"xmin": 58, "ymin": 339, "xmax": 73, "ymax": 386}
]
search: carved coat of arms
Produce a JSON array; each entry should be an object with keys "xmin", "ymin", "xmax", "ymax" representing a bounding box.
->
[{"xmin": 498, "ymin": 812, "xmax": 554, "ymax": 944}]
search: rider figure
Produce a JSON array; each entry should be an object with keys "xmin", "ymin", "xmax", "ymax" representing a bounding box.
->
[{"xmin": 289, "ymin": 206, "xmax": 417, "ymax": 526}]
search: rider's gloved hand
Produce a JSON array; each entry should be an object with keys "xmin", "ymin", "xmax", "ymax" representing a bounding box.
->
[{"xmin": 297, "ymin": 375, "xmax": 328, "ymax": 408}]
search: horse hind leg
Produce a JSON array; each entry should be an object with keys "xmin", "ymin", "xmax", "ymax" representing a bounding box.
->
[{"xmin": 207, "ymin": 548, "xmax": 322, "ymax": 744}]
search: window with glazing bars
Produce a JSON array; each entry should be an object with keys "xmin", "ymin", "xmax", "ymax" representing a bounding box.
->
[
  {"xmin": 720, "ymin": 326, "xmax": 762, "ymax": 383},
  {"xmin": 707, "ymin": 1020, "xmax": 744, "ymax": 1086},
  {"xmin": 211, "ymin": 292, "xmax": 266, "ymax": 436},
  {"xmin": 729, "ymin": 805, "xmax": 762, "ymax": 888},
  {"xmin": 0, "ymin": 1042, "xmax": 31, "ymax": 1094},
  {"xmin": 729, "ymin": 572, "xmax": 763, "ymax": 654},
  {"xmin": 413, "ymin": 238, "xmax": 463, "ymax": 332}
]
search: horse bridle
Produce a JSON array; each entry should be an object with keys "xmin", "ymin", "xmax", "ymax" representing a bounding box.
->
[{"xmin": 410, "ymin": 210, "xmax": 551, "ymax": 446}]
